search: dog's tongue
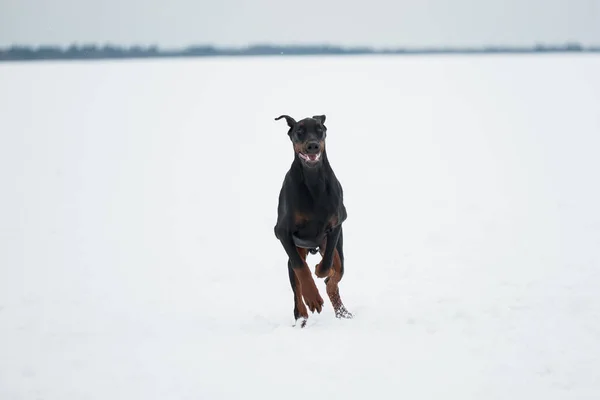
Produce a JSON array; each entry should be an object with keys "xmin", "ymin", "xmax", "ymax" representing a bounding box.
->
[{"xmin": 307, "ymin": 154, "xmax": 318, "ymax": 161}]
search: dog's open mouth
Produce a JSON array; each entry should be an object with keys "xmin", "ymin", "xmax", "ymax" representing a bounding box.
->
[{"xmin": 298, "ymin": 152, "xmax": 322, "ymax": 163}]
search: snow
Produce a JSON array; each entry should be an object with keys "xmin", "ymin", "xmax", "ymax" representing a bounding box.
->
[{"xmin": 1, "ymin": 54, "xmax": 600, "ymax": 399}]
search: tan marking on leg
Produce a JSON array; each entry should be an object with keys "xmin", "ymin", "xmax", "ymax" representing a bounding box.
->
[
  {"xmin": 293, "ymin": 273, "xmax": 308, "ymax": 319},
  {"xmin": 326, "ymin": 248, "xmax": 344, "ymax": 310},
  {"xmin": 317, "ymin": 247, "xmax": 352, "ymax": 317},
  {"xmin": 294, "ymin": 247, "xmax": 324, "ymax": 314}
]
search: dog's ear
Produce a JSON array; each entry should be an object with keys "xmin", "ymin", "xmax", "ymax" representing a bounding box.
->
[
  {"xmin": 274, "ymin": 115, "xmax": 296, "ymax": 129},
  {"xmin": 312, "ymin": 115, "xmax": 326, "ymax": 124}
]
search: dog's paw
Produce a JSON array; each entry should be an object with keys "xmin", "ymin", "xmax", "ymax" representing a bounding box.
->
[
  {"xmin": 314, "ymin": 262, "xmax": 333, "ymax": 278},
  {"xmin": 301, "ymin": 284, "xmax": 324, "ymax": 314},
  {"xmin": 335, "ymin": 306, "xmax": 353, "ymax": 319},
  {"xmin": 305, "ymin": 293, "xmax": 324, "ymax": 314},
  {"xmin": 293, "ymin": 317, "xmax": 308, "ymax": 328}
]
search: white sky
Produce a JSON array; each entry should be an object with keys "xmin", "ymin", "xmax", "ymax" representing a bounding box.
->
[{"xmin": 1, "ymin": 0, "xmax": 600, "ymax": 48}]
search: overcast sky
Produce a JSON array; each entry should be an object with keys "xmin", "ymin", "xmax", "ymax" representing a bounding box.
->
[{"xmin": 2, "ymin": 0, "xmax": 600, "ymax": 48}]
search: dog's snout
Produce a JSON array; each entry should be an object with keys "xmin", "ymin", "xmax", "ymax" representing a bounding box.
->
[{"xmin": 306, "ymin": 141, "xmax": 320, "ymax": 154}]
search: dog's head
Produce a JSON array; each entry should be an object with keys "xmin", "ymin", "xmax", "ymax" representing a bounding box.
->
[{"xmin": 275, "ymin": 114, "xmax": 327, "ymax": 168}]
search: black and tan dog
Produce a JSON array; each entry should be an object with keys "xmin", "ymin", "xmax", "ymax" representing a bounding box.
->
[{"xmin": 274, "ymin": 114, "xmax": 352, "ymax": 328}]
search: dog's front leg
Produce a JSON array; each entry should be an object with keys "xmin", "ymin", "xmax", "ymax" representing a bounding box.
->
[
  {"xmin": 277, "ymin": 231, "xmax": 324, "ymax": 314},
  {"xmin": 315, "ymin": 224, "xmax": 341, "ymax": 278}
]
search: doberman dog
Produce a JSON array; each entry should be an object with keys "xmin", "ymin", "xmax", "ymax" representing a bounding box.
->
[{"xmin": 274, "ymin": 114, "xmax": 353, "ymax": 328}]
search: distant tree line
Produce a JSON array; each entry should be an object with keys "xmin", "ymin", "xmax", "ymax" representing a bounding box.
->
[{"xmin": 1, "ymin": 42, "xmax": 598, "ymax": 62}]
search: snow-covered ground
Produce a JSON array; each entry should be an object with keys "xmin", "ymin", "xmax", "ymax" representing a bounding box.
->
[{"xmin": 1, "ymin": 54, "xmax": 600, "ymax": 399}]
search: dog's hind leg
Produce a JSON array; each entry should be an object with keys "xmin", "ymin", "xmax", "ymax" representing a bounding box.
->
[
  {"xmin": 321, "ymin": 228, "xmax": 353, "ymax": 319},
  {"xmin": 324, "ymin": 249, "xmax": 353, "ymax": 319},
  {"xmin": 288, "ymin": 259, "xmax": 309, "ymax": 327},
  {"xmin": 335, "ymin": 225, "xmax": 345, "ymax": 280}
]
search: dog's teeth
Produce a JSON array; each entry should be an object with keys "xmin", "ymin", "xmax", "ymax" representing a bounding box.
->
[{"xmin": 299, "ymin": 152, "xmax": 321, "ymax": 162}]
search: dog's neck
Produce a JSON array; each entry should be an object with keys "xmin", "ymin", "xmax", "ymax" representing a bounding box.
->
[{"xmin": 293, "ymin": 151, "xmax": 332, "ymax": 197}]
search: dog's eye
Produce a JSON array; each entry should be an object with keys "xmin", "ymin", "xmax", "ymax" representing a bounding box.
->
[{"xmin": 296, "ymin": 130, "xmax": 304, "ymax": 137}]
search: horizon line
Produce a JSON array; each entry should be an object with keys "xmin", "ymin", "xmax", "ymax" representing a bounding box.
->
[
  {"xmin": 2, "ymin": 41, "xmax": 599, "ymax": 63},
  {"xmin": 2, "ymin": 40, "xmax": 600, "ymax": 51}
]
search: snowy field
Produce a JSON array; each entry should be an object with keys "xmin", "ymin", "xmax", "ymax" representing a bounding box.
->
[{"xmin": 1, "ymin": 54, "xmax": 600, "ymax": 399}]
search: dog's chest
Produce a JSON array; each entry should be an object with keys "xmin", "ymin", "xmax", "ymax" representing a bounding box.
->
[
  {"xmin": 293, "ymin": 211, "xmax": 337, "ymax": 241},
  {"xmin": 288, "ymin": 173, "xmax": 341, "ymax": 241},
  {"xmin": 293, "ymin": 180, "xmax": 340, "ymax": 217}
]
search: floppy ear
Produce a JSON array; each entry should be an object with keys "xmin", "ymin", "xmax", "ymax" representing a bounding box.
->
[
  {"xmin": 312, "ymin": 115, "xmax": 326, "ymax": 124},
  {"xmin": 274, "ymin": 115, "xmax": 296, "ymax": 129}
]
